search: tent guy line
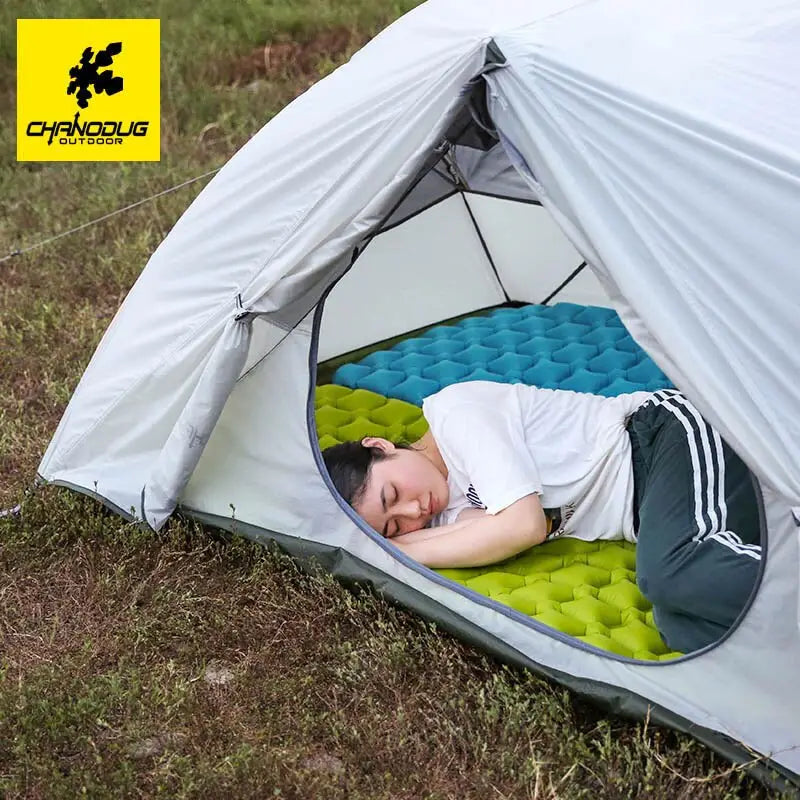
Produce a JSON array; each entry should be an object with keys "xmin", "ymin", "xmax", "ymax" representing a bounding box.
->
[{"xmin": 0, "ymin": 166, "xmax": 222, "ymax": 266}]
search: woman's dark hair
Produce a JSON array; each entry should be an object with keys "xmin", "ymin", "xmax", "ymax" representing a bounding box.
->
[{"xmin": 322, "ymin": 440, "xmax": 411, "ymax": 507}]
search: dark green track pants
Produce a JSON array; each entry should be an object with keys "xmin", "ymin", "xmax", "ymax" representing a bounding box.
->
[{"xmin": 628, "ymin": 390, "xmax": 762, "ymax": 653}]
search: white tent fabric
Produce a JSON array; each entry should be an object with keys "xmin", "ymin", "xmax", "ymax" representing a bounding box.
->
[
  {"xmin": 38, "ymin": 0, "xmax": 800, "ymax": 782},
  {"xmin": 317, "ymin": 192, "xmax": 596, "ymax": 360},
  {"xmin": 485, "ymin": 0, "xmax": 800, "ymax": 504}
]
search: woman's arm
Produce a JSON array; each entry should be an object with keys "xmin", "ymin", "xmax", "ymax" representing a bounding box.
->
[
  {"xmin": 390, "ymin": 508, "xmax": 487, "ymax": 546},
  {"xmin": 391, "ymin": 493, "xmax": 547, "ymax": 568}
]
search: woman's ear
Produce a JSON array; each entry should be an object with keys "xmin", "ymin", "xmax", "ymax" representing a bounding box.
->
[{"xmin": 362, "ymin": 436, "xmax": 395, "ymax": 453}]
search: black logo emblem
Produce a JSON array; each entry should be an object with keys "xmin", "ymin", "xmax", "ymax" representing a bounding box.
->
[
  {"xmin": 66, "ymin": 43, "xmax": 124, "ymax": 109},
  {"xmin": 466, "ymin": 484, "xmax": 486, "ymax": 509}
]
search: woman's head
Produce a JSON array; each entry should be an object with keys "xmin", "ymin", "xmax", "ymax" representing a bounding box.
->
[{"xmin": 322, "ymin": 437, "xmax": 449, "ymax": 538}]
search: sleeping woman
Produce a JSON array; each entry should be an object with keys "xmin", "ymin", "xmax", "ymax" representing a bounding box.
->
[{"xmin": 322, "ymin": 381, "xmax": 762, "ymax": 652}]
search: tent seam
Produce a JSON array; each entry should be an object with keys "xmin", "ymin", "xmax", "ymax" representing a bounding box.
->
[{"xmin": 461, "ymin": 192, "xmax": 510, "ymax": 303}]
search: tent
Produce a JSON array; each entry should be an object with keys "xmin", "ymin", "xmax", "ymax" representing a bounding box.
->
[{"xmin": 39, "ymin": 0, "xmax": 800, "ymax": 788}]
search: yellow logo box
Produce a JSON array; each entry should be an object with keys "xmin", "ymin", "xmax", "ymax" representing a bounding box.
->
[{"xmin": 17, "ymin": 18, "xmax": 160, "ymax": 162}]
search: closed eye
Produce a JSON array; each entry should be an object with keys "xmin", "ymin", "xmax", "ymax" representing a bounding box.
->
[
  {"xmin": 384, "ymin": 485, "xmax": 398, "ymax": 538},
  {"xmin": 381, "ymin": 485, "xmax": 394, "ymax": 537}
]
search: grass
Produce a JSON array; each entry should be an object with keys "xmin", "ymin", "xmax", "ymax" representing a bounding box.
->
[{"xmin": 0, "ymin": 1, "xmax": 789, "ymax": 798}]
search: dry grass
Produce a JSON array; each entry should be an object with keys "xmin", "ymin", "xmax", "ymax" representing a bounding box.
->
[{"xmin": 0, "ymin": 1, "xmax": 791, "ymax": 798}]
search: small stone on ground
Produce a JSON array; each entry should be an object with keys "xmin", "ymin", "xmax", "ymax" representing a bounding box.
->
[{"xmin": 204, "ymin": 662, "xmax": 235, "ymax": 686}]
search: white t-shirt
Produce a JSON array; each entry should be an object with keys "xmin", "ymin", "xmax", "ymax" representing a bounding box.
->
[{"xmin": 422, "ymin": 381, "xmax": 652, "ymax": 543}]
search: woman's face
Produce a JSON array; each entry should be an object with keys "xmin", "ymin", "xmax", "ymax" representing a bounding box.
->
[{"xmin": 353, "ymin": 439, "xmax": 449, "ymax": 538}]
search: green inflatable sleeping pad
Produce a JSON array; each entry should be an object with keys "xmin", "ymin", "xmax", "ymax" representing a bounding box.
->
[{"xmin": 316, "ymin": 383, "xmax": 682, "ymax": 661}]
